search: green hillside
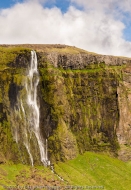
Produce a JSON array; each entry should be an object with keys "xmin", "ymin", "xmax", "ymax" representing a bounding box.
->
[
  {"xmin": 55, "ymin": 152, "xmax": 131, "ymax": 190},
  {"xmin": 0, "ymin": 152, "xmax": 131, "ymax": 190}
]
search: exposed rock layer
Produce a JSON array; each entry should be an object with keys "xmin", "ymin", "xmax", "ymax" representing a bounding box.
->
[{"xmin": 0, "ymin": 44, "xmax": 131, "ymax": 163}]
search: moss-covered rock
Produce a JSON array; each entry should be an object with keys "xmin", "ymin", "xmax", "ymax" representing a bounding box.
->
[
  {"xmin": 0, "ymin": 44, "xmax": 131, "ymax": 164},
  {"xmin": 0, "ymin": 46, "xmax": 32, "ymax": 164},
  {"xmin": 39, "ymin": 62, "xmax": 122, "ymax": 162}
]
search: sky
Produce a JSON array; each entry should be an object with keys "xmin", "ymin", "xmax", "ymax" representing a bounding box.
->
[{"xmin": 0, "ymin": 0, "xmax": 131, "ymax": 57}]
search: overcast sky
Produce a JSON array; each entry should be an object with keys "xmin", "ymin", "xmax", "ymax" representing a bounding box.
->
[{"xmin": 0, "ymin": 0, "xmax": 131, "ymax": 57}]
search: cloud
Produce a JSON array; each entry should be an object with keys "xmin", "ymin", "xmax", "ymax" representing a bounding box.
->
[
  {"xmin": 0, "ymin": 0, "xmax": 131, "ymax": 57},
  {"xmin": 71, "ymin": 0, "xmax": 131, "ymax": 13}
]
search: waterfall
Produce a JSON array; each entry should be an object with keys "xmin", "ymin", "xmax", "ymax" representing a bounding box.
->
[
  {"xmin": 26, "ymin": 50, "xmax": 50, "ymax": 166},
  {"xmin": 12, "ymin": 50, "xmax": 50, "ymax": 166}
]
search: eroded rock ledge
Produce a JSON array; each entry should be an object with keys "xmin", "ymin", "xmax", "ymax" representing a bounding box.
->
[{"xmin": 0, "ymin": 44, "xmax": 131, "ymax": 163}]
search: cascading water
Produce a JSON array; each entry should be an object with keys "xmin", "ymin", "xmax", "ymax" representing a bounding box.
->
[
  {"xmin": 12, "ymin": 51, "xmax": 50, "ymax": 166},
  {"xmin": 26, "ymin": 50, "xmax": 50, "ymax": 166}
]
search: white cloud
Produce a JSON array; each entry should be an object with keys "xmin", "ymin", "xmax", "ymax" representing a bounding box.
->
[
  {"xmin": 71, "ymin": 0, "xmax": 131, "ymax": 13},
  {"xmin": 0, "ymin": 0, "xmax": 131, "ymax": 57}
]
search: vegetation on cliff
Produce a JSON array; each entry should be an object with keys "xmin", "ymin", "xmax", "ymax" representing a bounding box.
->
[
  {"xmin": 0, "ymin": 46, "xmax": 31, "ymax": 163},
  {"xmin": 0, "ymin": 44, "xmax": 131, "ymax": 171},
  {"xmin": 40, "ymin": 62, "xmax": 123, "ymax": 162},
  {"xmin": 0, "ymin": 44, "xmax": 131, "ymax": 190}
]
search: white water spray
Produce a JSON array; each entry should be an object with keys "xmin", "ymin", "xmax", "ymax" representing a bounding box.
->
[
  {"xmin": 12, "ymin": 51, "xmax": 50, "ymax": 166},
  {"xmin": 25, "ymin": 50, "xmax": 50, "ymax": 166}
]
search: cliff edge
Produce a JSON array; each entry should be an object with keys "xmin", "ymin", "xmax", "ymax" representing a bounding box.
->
[{"xmin": 0, "ymin": 44, "xmax": 131, "ymax": 164}]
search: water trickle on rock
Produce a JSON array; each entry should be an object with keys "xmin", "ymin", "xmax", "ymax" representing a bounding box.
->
[{"xmin": 12, "ymin": 51, "xmax": 50, "ymax": 166}]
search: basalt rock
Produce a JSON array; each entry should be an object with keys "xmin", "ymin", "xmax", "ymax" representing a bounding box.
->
[{"xmin": 0, "ymin": 44, "xmax": 131, "ymax": 164}]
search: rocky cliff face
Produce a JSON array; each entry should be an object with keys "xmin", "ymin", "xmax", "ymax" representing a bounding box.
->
[{"xmin": 0, "ymin": 44, "xmax": 131, "ymax": 164}]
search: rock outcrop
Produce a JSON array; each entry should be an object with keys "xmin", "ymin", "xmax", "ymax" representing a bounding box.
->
[{"xmin": 0, "ymin": 44, "xmax": 131, "ymax": 164}]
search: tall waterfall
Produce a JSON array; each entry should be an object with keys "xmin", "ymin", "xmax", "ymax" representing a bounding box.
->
[
  {"xmin": 12, "ymin": 51, "xmax": 50, "ymax": 166},
  {"xmin": 26, "ymin": 50, "xmax": 50, "ymax": 166}
]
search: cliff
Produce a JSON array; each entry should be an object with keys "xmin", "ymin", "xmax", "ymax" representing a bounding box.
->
[{"xmin": 0, "ymin": 44, "xmax": 131, "ymax": 164}]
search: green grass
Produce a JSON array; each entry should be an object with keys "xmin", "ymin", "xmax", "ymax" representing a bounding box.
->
[
  {"xmin": 10, "ymin": 44, "xmax": 97, "ymax": 55},
  {"xmin": 0, "ymin": 163, "xmax": 66, "ymax": 189},
  {"xmin": 0, "ymin": 151, "xmax": 131, "ymax": 190},
  {"xmin": 40, "ymin": 62, "xmax": 125, "ymax": 75},
  {"xmin": 55, "ymin": 152, "xmax": 131, "ymax": 190},
  {"xmin": 0, "ymin": 46, "xmax": 30, "ymax": 71}
]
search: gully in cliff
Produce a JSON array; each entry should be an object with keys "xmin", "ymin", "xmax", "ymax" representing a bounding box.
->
[{"xmin": 12, "ymin": 50, "xmax": 50, "ymax": 166}]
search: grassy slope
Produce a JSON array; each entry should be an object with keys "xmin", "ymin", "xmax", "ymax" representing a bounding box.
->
[
  {"xmin": 0, "ymin": 152, "xmax": 131, "ymax": 190},
  {"xmin": 0, "ymin": 164, "xmax": 66, "ymax": 189},
  {"xmin": 0, "ymin": 46, "xmax": 30, "ymax": 64},
  {"xmin": 0, "ymin": 44, "xmax": 93, "ymax": 57},
  {"xmin": 55, "ymin": 152, "xmax": 131, "ymax": 190}
]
